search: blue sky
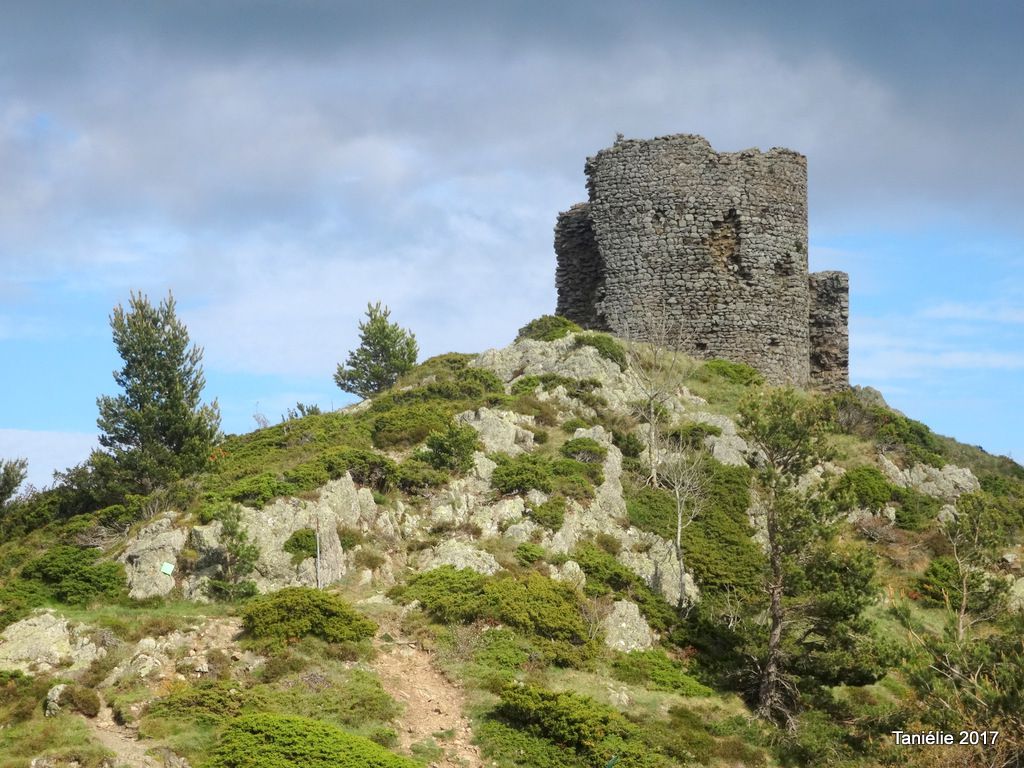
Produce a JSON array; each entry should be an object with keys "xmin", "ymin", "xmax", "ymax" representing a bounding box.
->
[{"xmin": 1, "ymin": 0, "xmax": 1022, "ymax": 489}]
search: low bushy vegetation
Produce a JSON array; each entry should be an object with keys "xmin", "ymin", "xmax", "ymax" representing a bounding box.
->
[
  {"xmin": 610, "ymin": 649, "xmax": 713, "ymax": 696},
  {"xmin": 397, "ymin": 566, "xmax": 597, "ymax": 666},
  {"xmin": 19, "ymin": 545, "xmax": 124, "ymax": 606},
  {"xmin": 526, "ymin": 495, "xmax": 566, "ymax": 530},
  {"xmin": 491, "ymin": 453, "xmax": 602, "ymax": 500},
  {"xmin": 695, "ymin": 359, "xmax": 764, "ymax": 386},
  {"xmin": 242, "ymin": 588, "xmax": 377, "ymax": 644},
  {"xmin": 515, "ymin": 315, "xmax": 582, "ymax": 342},
  {"xmin": 573, "ymin": 332, "xmax": 627, "ymax": 371},
  {"xmin": 624, "ymin": 462, "xmax": 763, "ymax": 596},
  {"xmin": 202, "ymin": 713, "xmax": 417, "ymax": 768},
  {"xmin": 486, "ymin": 682, "xmax": 672, "ymax": 768},
  {"xmin": 424, "ymin": 422, "xmax": 479, "ymax": 472},
  {"xmin": 282, "ymin": 528, "xmax": 317, "ymax": 564}
]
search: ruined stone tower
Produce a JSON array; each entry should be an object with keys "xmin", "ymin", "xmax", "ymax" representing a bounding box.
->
[{"xmin": 554, "ymin": 134, "xmax": 849, "ymax": 390}]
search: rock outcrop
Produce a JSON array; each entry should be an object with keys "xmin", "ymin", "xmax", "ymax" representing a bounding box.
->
[
  {"xmin": 601, "ymin": 600, "xmax": 656, "ymax": 652},
  {"xmin": 0, "ymin": 611, "xmax": 105, "ymax": 674}
]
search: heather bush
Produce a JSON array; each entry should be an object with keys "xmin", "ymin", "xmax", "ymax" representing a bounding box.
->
[
  {"xmin": 515, "ymin": 315, "xmax": 582, "ymax": 342},
  {"xmin": 242, "ymin": 588, "xmax": 376, "ymax": 643}
]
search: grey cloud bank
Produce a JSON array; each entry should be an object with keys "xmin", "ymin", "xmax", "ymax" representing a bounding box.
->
[{"xmin": 1, "ymin": 1, "xmax": 1021, "ymax": 467}]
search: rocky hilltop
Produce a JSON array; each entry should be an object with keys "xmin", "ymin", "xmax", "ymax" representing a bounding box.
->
[{"xmin": 1, "ymin": 319, "xmax": 1022, "ymax": 768}]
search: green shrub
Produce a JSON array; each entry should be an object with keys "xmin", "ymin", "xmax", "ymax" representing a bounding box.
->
[
  {"xmin": 282, "ymin": 461, "xmax": 329, "ymax": 493},
  {"xmin": 19, "ymin": 546, "xmax": 124, "ymax": 605},
  {"xmin": 666, "ymin": 421, "xmax": 722, "ymax": 450},
  {"xmin": 202, "ymin": 713, "xmax": 418, "ymax": 768},
  {"xmin": 610, "ymin": 650, "xmax": 713, "ymax": 696},
  {"xmin": 491, "ymin": 453, "xmax": 554, "ymax": 495},
  {"xmin": 515, "ymin": 542, "xmax": 545, "ymax": 566},
  {"xmin": 527, "ymin": 495, "xmax": 566, "ymax": 531},
  {"xmin": 574, "ymin": 333, "xmax": 627, "ymax": 371},
  {"xmin": 516, "ymin": 315, "xmax": 582, "ymax": 342},
  {"xmin": 401, "ymin": 567, "xmax": 595, "ymax": 666},
  {"xmin": 892, "ymin": 486, "xmax": 942, "ymax": 530},
  {"xmin": 561, "ymin": 417, "xmax": 590, "ymax": 433},
  {"xmin": 475, "ymin": 718, "xmax": 580, "ymax": 768},
  {"xmin": 322, "ymin": 448, "xmax": 397, "ymax": 492},
  {"xmin": 473, "ymin": 629, "xmax": 535, "ymax": 673},
  {"xmin": 395, "ymin": 458, "xmax": 449, "ymax": 492},
  {"xmin": 833, "ymin": 465, "xmax": 896, "ymax": 512},
  {"xmin": 225, "ymin": 472, "xmax": 288, "ymax": 507},
  {"xmin": 372, "ymin": 404, "xmax": 450, "ymax": 449},
  {"xmin": 59, "ymin": 684, "xmax": 102, "ymax": 717},
  {"xmin": 492, "ymin": 683, "xmax": 667, "ymax": 766},
  {"xmin": 624, "ymin": 462, "xmax": 762, "ymax": 597},
  {"xmin": 146, "ymin": 681, "xmax": 268, "ymax": 726},
  {"xmin": 527, "ymin": 426, "xmax": 550, "ymax": 444},
  {"xmin": 695, "ymin": 359, "xmax": 764, "ymax": 386},
  {"xmin": 594, "ymin": 533, "xmax": 621, "ymax": 555},
  {"xmin": 336, "ymin": 525, "xmax": 364, "ymax": 550},
  {"xmin": 571, "ymin": 543, "xmax": 677, "ymax": 633},
  {"xmin": 483, "ymin": 574, "xmax": 595, "ymax": 665},
  {"xmin": 559, "ymin": 437, "xmax": 607, "ymax": 464},
  {"xmin": 283, "ymin": 528, "xmax": 318, "ymax": 565},
  {"xmin": 612, "ymin": 429, "xmax": 644, "ymax": 458},
  {"xmin": 401, "ymin": 566, "xmax": 488, "ymax": 623},
  {"xmin": 425, "ymin": 422, "xmax": 479, "ymax": 472},
  {"xmin": 550, "ymin": 457, "xmax": 602, "ymax": 499},
  {"xmin": 0, "ymin": 580, "xmax": 48, "ymax": 630},
  {"xmin": 242, "ymin": 588, "xmax": 376, "ymax": 643}
]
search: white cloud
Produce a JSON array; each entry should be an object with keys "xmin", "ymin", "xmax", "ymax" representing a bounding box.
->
[
  {"xmin": 0, "ymin": 429, "xmax": 97, "ymax": 490},
  {"xmin": 920, "ymin": 302, "xmax": 1024, "ymax": 325}
]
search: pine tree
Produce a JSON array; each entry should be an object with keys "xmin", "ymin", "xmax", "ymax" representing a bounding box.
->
[
  {"xmin": 738, "ymin": 389, "xmax": 884, "ymax": 725},
  {"xmin": 0, "ymin": 458, "xmax": 28, "ymax": 508},
  {"xmin": 334, "ymin": 302, "xmax": 418, "ymax": 399},
  {"xmin": 96, "ymin": 291, "xmax": 220, "ymax": 494}
]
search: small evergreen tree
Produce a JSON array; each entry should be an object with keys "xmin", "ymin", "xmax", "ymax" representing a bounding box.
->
[
  {"xmin": 0, "ymin": 458, "xmax": 28, "ymax": 509},
  {"xmin": 334, "ymin": 302, "xmax": 418, "ymax": 399},
  {"xmin": 207, "ymin": 504, "xmax": 259, "ymax": 602},
  {"xmin": 96, "ymin": 291, "xmax": 220, "ymax": 494},
  {"xmin": 738, "ymin": 389, "xmax": 886, "ymax": 724}
]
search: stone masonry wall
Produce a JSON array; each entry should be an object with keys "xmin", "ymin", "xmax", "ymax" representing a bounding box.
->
[
  {"xmin": 554, "ymin": 133, "xmax": 849, "ymax": 389},
  {"xmin": 808, "ymin": 271, "xmax": 850, "ymax": 392},
  {"xmin": 554, "ymin": 203, "xmax": 608, "ymax": 330}
]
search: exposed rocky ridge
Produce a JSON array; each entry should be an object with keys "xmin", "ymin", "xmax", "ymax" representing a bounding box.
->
[{"xmin": 107, "ymin": 335, "xmax": 983, "ymax": 616}]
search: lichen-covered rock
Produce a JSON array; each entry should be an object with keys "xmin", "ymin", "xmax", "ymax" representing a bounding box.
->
[
  {"xmin": 0, "ymin": 611, "xmax": 105, "ymax": 674},
  {"xmin": 44, "ymin": 683, "xmax": 67, "ymax": 717},
  {"xmin": 1009, "ymin": 578, "xmax": 1024, "ymax": 612},
  {"xmin": 550, "ymin": 559, "xmax": 586, "ymax": 589},
  {"xmin": 423, "ymin": 540, "xmax": 501, "ymax": 575},
  {"xmin": 685, "ymin": 412, "xmax": 750, "ymax": 468},
  {"xmin": 619, "ymin": 538, "xmax": 700, "ymax": 608},
  {"xmin": 878, "ymin": 455, "xmax": 979, "ymax": 501},
  {"xmin": 601, "ymin": 600, "xmax": 656, "ymax": 652},
  {"xmin": 120, "ymin": 515, "xmax": 187, "ymax": 599},
  {"xmin": 183, "ymin": 474, "xmax": 403, "ymax": 595},
  {"xmin": 472, "ymin": 451, "xmax": 497, "ymax": 482},
  {"xmin": 456, "ymin": 407, "xmax": 535, "ymax": 455}
]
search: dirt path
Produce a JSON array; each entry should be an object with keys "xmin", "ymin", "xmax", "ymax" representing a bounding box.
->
[
  {"xmin": 85, "ymin": 701, "xmax": 163, "ymax": 768},
  {"xmin": 371, "ymin": 637, "xmax": 483, "ymax": 768}
]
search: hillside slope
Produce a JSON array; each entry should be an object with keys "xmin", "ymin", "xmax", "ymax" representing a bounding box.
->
[{"xmin": 1, "ymin": 322, "xmax": 1022, "ymax": 768}]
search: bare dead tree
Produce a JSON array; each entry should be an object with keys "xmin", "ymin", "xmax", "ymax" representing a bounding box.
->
[
  {"xmin": 657, "ymin": 445, "xmax": 709, "ymax": 607},
  {"xmin": 611, "ymin": 300, "xmax": 698, "ymax": 486}
]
